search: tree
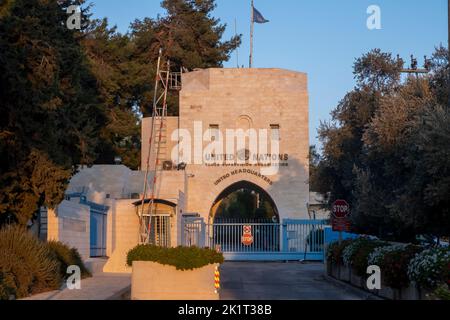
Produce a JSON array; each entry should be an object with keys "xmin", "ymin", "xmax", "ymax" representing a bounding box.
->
[
  {"xmin": 315, "ymin": 47, "xmax": 450, "ymax": 240},
  {"xmin": 0, "ymin": 0, "xmax": 106, "ymax": 226},
  {"xmin": 81, "ymin": 18, "xmax": 141, "ymax": 169},
  {"xmin": 129, "ymin": 0, "xmax": 241, "ymax": 116},
  {"xmin": 405, "ymin": 105, "xmax": 450, "ymax": 236},
  {"xmin": 80, "ymin": 0, "xmax": 242, "ymax": 167},
  {"xmin": 309, "ymin": 145, "xmax": 322, "ymax": 192},
  {"xmin": 215, "ymin": 190, "xmax": 276, "ymax": 221},
  {"xmin": 353, "ymin": 48, "xmax": 404, "ymax": 92}
]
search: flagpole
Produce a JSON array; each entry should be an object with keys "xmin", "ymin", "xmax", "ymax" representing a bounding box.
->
[
  {"xmin": 249, "ymin": 0, "xmax": 254, "ymax": 68},
  {"xmin": 235, "ymin": 18, "xmax": 239, "ymax": 68}
]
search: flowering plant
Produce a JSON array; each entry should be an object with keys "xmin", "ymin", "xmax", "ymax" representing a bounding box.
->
[
  {"xmin": 326, "ymin": 239, "xmax": 354, "ymax": 264},
  {"xmin": 342, "ymin": 237, "xmax": 389, "ymax": 276},
  {"xmin": 378, "ymin": 245, "xmax": 423, "ymax": 289},
  {"xmin": 407, "ymin": 246, "xmax": 450, "ymax": 289},
  {"xmin": 367, "ymin": 244, "xmax": 408, "ymax": 266}
]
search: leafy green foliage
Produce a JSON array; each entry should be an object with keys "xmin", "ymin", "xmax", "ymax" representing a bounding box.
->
[
  {"xmin": 127, "ymin": 245, "xmax": 224, "ymax": 270},
  {"xmin": 0, "ymin": 0, "xmax": 241, "ymax": 225},
  {"xmin": 215, "ymin": 189, "xmax": 276, "ymax": 220},
  {"xmin": 80, "ymin": 0, "xmax": 241, "ymax": 168},
  {"xmin": 0, "ymin": 226, "xmax": 61, "ymax": 300},
  {"xmin": 81, "ymin": 18, "xmax": 141, "ymax": 169},
  {"xmin": 408, "ymin": 246, "xmax": 450, "ymax": 289},
  {"xmin": 433, "ymin": 283, "xmax": 450, "ymax": 300},
  {"xmin": 309, "ymin": 145, "xmax": 322, "ymax": 192},
  {"xmin": 128, "ymin": 0, "xmax": 241, "ymax": 117},
  {"xmin": 342, "ymin": 237, "xmax": 388, "ymax": 276},
  {"xmin": 353, "ymin": 49, "xmax": 403, "ymax": 92},
  {"xmin": 380, "ymin": 245, "xmax": 423, "ymax": 289},
  {"xmin": 47, "ymin": 241, "xmax": 91, "ymax": 279},
  {"xmin": 0, "ymin": 0, "xmax": 106, "ymax": 226},
  {"xmin": 315, "ymin": 47, "xmax": 450, "ymax": 240},
  {"xmin": 326, "ymin": 239, "xmax": 354, "ymax": 265}
]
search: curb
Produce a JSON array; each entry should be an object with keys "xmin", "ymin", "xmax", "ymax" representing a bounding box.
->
[
  {"xmin": 106, "ymin": 285, "xmax": 131, "ymax": 300},
  {"xmin": 322, "ymin": 274, "xmax": 384, "ymax": 300}
]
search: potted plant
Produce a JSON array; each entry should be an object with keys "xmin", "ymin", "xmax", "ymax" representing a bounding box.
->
[{"xmin": 127, "ymin": 245, "xmax": 224, "ymax": 300}]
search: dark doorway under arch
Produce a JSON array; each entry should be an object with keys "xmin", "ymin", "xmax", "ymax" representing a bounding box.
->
[{"xmin": 210, "ymin": 181, "xmax": 279, "ymax": 224}]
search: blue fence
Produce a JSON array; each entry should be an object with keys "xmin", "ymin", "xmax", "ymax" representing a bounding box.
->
[
  {"xmin": 323, "ymin": 227, "xmax": 359, "ymax": 245},
  {"xmin": 182, "ymin": 218, "xmax": 329, "ymax": 261}
]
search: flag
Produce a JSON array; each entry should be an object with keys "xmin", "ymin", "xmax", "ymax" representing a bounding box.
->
[{"xmin": 253, "ymin": 7, "xmax": 269, "ymax": 24}]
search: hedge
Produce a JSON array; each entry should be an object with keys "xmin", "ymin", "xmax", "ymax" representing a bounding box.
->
[
  {"xmin": 127, "ymin": 245, "xmax": 224, "ymax": 270},
  {"xmin": 342, "ymin": 237, "xmax": 389, "ymax": 276},
  {"xmin": 328, "ymin": 237, "xmax": 450, "ymax": 298},
  {"xmin": 326, "ymin": 239, "xmax": 354, "ymax": 265}
]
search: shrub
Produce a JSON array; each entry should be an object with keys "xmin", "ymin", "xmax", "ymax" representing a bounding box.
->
[
  {"xmin": 306, "ymin": 229, "xmax": 324, "ymax": 251},
  {"xmin": 379, "ymin": 245, "xmax": 423, "ymax": 289},
  {"xmin": 342, "ymin": 237, "xmax": 388, "ymax": 276},
  {"xmin": 47, "ymin": 241, "xmax": 91, "ymax": 279},
  {"xmin": 408, "ymin": 246, "xmax": 450, "ymax": 289},
  {"xmin": 127, "ymin": 245, "xmax": 224, "ymax": 271},
  {"xmin": 368, "ymin": 244, "xmax": 408, "ymax": 266},
  {"xmin": 0, "ymin": 226, "xmax": 61, "ymax": 300},
  {"xmin": 433, "ymin": 283, "xmax": 450, "ymax": 300},
  {"xmin": 326, "ymin": 239, "xmax": 354, "ymax": 265}
]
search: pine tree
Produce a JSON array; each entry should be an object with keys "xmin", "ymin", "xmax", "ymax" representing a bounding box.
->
[
  {"xmin": 129, "ymin": 0, "xmax": 241, "ymax": 116},
  {"xmin": 0, "ymin": 0, "xmax": 106, "ymax": 226},
  {"xmin": 81, "ymin": 0, "xmax": 241, "ymax": 168}
]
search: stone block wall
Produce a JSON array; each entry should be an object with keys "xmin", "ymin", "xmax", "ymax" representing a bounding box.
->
[
  {"xmin": 47, "ymin": 200, "xmax": 91, "ymax": 260},
  {"xmin": 179, "ymin": 68, "xmax": 310, "ymax": 220}
]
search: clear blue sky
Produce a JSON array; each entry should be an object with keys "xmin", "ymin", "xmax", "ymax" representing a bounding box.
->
[{"xmin": 89, "ymin": 0, "xmax": 448, "ymax": 147}]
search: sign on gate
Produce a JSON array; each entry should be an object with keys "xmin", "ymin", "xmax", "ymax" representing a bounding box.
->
[{"xmin": 241, "ymin": 225, "xmax": 254, "ymax": 246}]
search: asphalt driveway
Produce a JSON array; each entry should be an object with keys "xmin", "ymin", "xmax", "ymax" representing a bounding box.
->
[{"xmin": 219, "ymin": 262, "xmax": 364, "ymax": 300}]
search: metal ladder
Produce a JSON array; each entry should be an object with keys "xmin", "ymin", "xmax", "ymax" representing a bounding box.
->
[{"xmin": 138, "ymin": 49, "xmax": 171, "ymax": 244}]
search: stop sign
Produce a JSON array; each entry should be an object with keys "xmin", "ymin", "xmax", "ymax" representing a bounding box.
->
[
  {"xmin": 241, "ymin": 225, "xmax": 254, "ymax": 246},
  {"xmin": 332, "ymin": 200, "xmax": 350, "ymax": 218}
]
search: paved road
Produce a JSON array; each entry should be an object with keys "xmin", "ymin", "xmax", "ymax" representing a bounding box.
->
[{"xmin": 219, "ymin": 262, "xmax": 363, "ymax": 300}]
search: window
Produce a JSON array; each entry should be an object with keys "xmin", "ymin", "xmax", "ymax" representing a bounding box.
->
[{"xmin": 270, "ymin": 124, "xmax": 280, "ymax": 140}]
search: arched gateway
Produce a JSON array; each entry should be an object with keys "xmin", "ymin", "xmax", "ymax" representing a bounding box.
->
[{"xmin": 209, "ymin": 180, "xmax": 280, "ymax": 224}]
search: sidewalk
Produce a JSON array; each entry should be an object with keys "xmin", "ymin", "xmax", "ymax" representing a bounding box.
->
[{"xmin": 22, "ymin": 273, "xmax": 131, "ymax": 300}]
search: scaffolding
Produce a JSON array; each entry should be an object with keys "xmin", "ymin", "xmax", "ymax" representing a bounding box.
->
[{"xmin": 138, "ymin": 49, "xmax": 182, "ymax": 244}]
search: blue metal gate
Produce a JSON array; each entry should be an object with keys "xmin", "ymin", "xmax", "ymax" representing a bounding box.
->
[
  {"xmin": 87, "ymin": 201, "xmax": 108, "ymax": 258},
  {"xmin": 181, "ymin": 218, "xmax": 327, "ymax": 261}
]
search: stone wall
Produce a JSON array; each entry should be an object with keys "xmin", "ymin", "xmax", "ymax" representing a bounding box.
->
[
  {"xmin": 141, "ymin": 116, "xmax": 180, "ymax": 170},
  {"xmin": 179, "ymin": 68, "xmax": 310, "ymax": 221},
  {"xmin": 131, "ymin": 262, "xmax": 219, "ymax": 300},
  {"xmin": 47, "ymin": 200, "xmax": 91, "ymax": 260},
  {"xmin": 103, "ymin": 199, "xmax": 140, "ymax": 273}
]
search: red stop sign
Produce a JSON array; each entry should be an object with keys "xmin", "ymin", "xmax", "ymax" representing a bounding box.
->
[{"xmin": 333, "ymin": 200, "xmax": 350, "ymax": 218}]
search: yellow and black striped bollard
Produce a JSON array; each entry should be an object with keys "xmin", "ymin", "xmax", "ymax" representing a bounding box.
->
[{"xmin": 214, "ymin": 266, "xmax": 220, "ymax": 294}]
